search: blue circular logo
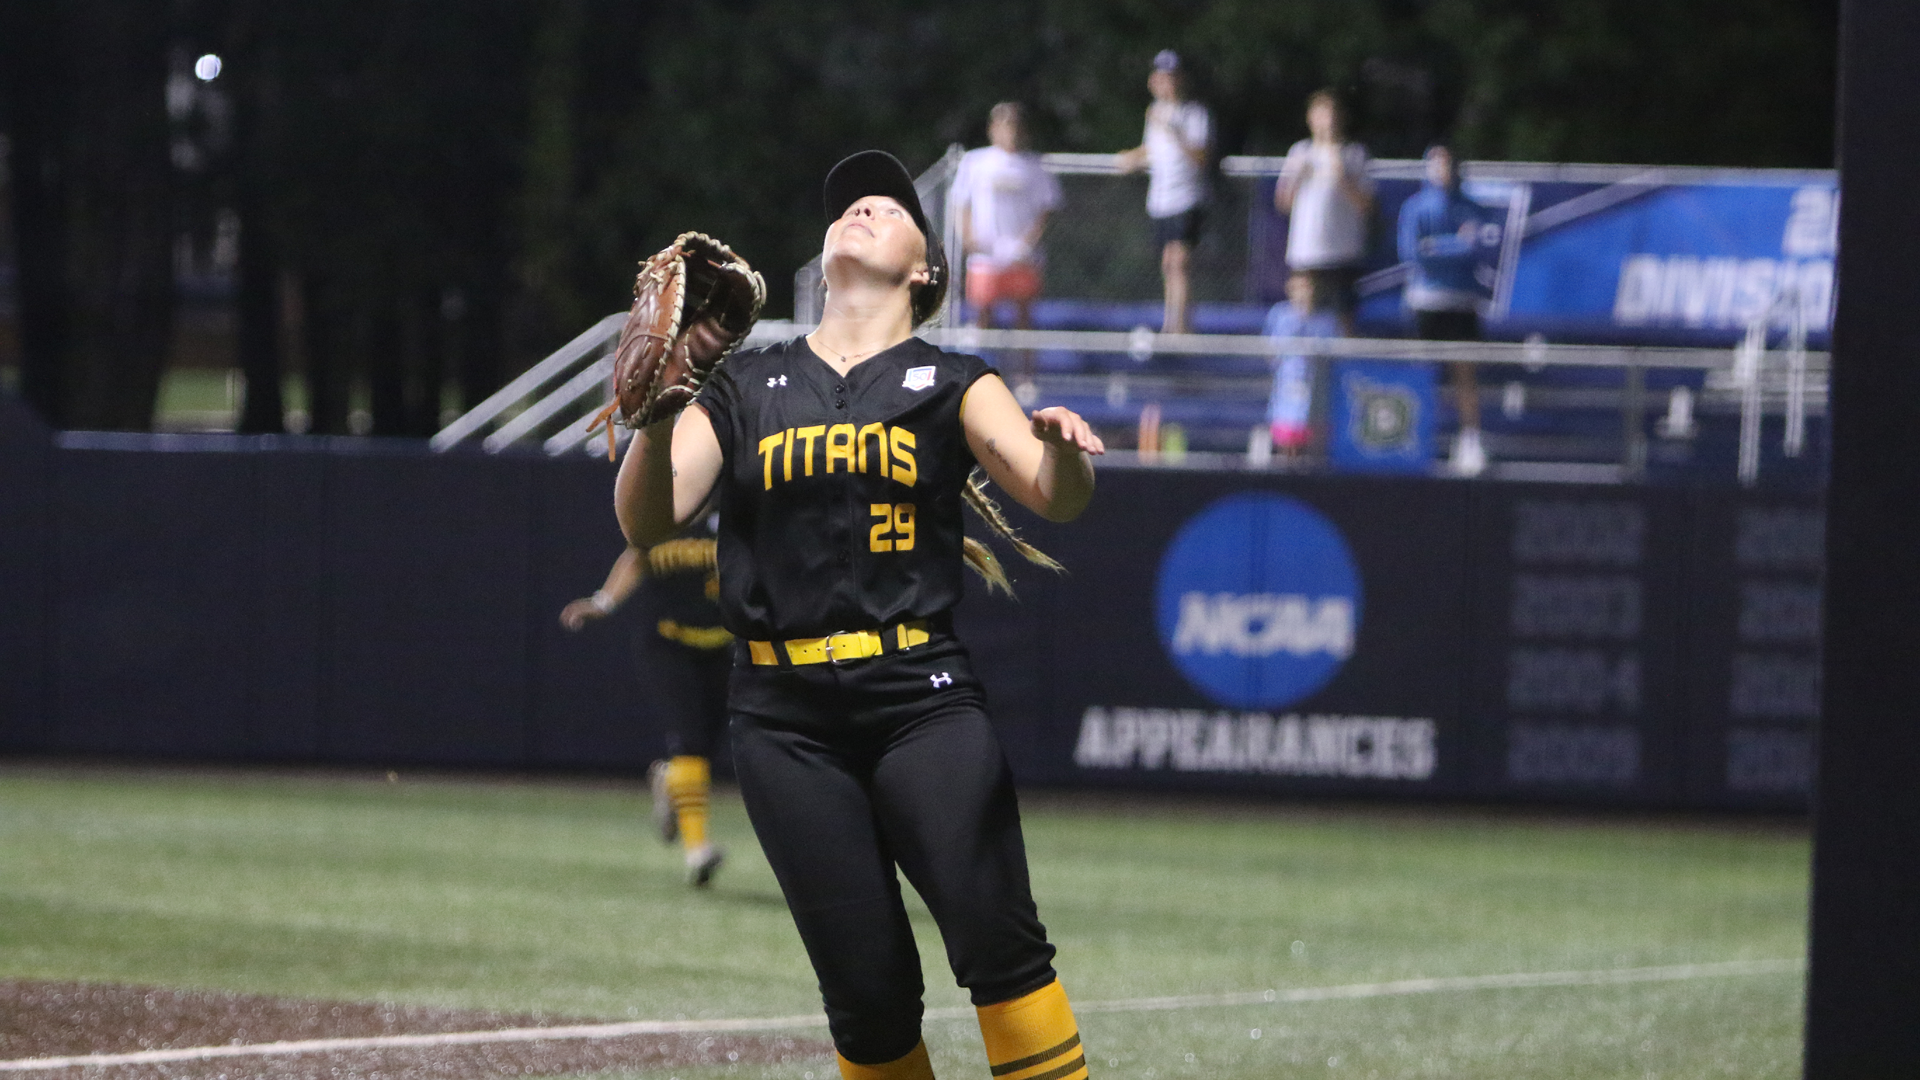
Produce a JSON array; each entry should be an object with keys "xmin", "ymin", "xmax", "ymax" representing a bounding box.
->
[{"xmin": 1154, "ymin": 493, "xmax": 1363, "ymax": 709}]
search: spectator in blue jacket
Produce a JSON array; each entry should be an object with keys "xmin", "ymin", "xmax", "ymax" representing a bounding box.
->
[{"xmin": 1399, "ymin": 144, "xmax": 1497, "ymax": 476}]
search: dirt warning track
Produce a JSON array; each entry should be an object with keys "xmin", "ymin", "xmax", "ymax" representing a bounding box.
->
[
  {"xmin": 0, "ymin": 961, "xmax": 1803, "ymax": 1075},
  {"xmin": 0, "ymin": 980, "xmax": 831, "ymax": 1078}
]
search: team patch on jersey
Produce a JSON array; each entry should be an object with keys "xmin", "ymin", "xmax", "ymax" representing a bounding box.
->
[{"xmin": 902, "ymin": 366, "xmax": 937, "ymax": 391}]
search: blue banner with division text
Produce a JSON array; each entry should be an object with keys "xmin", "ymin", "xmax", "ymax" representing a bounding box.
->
[{"xmin": 1250, "ymin": 165, "xmax": 1838, "ymax": 347}]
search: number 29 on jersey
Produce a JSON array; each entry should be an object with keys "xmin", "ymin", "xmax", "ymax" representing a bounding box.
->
[{"xmin": 870, "ymin": 503, "xmax": 916, "ymax": 552}]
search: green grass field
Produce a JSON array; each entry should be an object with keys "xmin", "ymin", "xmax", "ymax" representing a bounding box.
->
[{"xmin": 0, "ymin": 766, "xmax": 1809, "ymax": 1079}]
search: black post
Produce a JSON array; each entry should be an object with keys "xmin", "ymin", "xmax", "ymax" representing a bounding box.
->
[{"xmin": 1803, "ymin": 1, "xmax": 1920, "ymax": 1075}]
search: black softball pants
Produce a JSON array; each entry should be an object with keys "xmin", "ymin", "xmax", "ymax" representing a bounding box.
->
[
  {"xmin": 728, "ymin": 646, "xmax": 1057, "ymax": 1065},
  {"xmin": 631, "ymin": 630, "xmax": 733, "ymax": 763}
]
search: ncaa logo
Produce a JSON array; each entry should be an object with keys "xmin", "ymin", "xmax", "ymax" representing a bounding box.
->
[{"xmin": 1154, "ymin": 492, "xmax": 1363, "ymax": 709}]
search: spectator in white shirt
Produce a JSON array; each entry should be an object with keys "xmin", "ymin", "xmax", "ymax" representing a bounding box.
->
[
  {"xmin": 950, "ymin": 102, "xmax": 1063, "ymax": 335},
  {"xmin": 1275, "ymin": 90, "xmax": 1375, "ymax": 334},
  {"xmin": 1117, "ymin": 50, "xmax": 1211, "ymax": 334}
]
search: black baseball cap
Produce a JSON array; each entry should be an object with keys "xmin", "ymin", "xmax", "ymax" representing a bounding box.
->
[
  {"xmin": 823, "ymin": 149, "xmax": 949, "ymax": 324},
  {"xmin": 824, "ymin": 150, "xmax": 935, "ymax": 246}
]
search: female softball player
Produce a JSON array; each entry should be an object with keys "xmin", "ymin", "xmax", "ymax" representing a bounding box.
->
[
  {"xmin": 614, "ymin": 150, "xmax": 1103, "ymax": 1080},
  {"xmin": 559, "ymin": 515, "xmax": 732, "ymax": 886}
]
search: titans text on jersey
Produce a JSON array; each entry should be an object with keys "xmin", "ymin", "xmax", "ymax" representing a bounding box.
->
[
  {"xmin": 755, "ymin": 423, "xmax": 917, "ymax": 490},
  {"xmin": 691, "ymin": 336, "xmax": 997, "ymax": 642}
]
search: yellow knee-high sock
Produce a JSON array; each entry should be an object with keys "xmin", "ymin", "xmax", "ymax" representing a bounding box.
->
[
  {"xmin": 837, "ymin": 1039, "xmax": 935, "ymax": 1079},
  {"xmin": 664, "ymin": 756, "xmax": 710, "ymax": 849},
  {"xmin": 976, "ymin": 979, "xmax": 1088, "ymax": 1079}
]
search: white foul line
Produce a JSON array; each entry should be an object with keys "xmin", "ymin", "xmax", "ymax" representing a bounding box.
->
[
  {"xmin": 1045, "ymin": 958, "xmax": 1803, "ymax": 1015},
  {"xmin": 0, "ymin": 1013, "xmax": 835, "ymax": 1074},
  {"xmin": 0, "ymin": 959, "xmax": 1802, "ymax": 1073}
]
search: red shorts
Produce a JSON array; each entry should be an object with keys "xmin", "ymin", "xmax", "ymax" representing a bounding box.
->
[
  {"xmin": 1271, "ymin": 421, "xmax": 1312, "ymax": 450},
  {"xmin": 965, "ymin": 261, "xmax": 1043, "ymax": 308}
]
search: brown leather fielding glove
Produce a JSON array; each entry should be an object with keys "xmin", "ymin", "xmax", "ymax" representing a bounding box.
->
[{"xmin": 590, "ymin": 232, "xmax": 765, "ymax": 457}]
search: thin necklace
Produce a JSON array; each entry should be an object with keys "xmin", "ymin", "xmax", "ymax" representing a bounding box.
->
[{"xmin": 812, "ymin": 335, "xmax": 885, "ymax": 371}]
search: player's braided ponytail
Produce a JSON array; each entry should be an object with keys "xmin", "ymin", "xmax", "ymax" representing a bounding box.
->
[{"xmin": 961, "ymin": 468, "xmax": 1063, "ymax": 596}]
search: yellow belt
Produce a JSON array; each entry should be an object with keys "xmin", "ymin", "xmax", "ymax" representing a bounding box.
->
[
  {"xmin": 748, "ymin": 620, "xmax": 933, "ymax": 666},
  {"xmin": 656, "ymin": 619, "xmax": 735, "ymax": 651}
]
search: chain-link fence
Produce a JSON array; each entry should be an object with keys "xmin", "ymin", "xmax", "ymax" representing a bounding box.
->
[
  {"xmin": 795, "ymin": 148, "xmax": 1258, "ymax": 325},
  {"xmin": 1038, "ymin": 162, "xmax": 1253, "ymax": 305}
]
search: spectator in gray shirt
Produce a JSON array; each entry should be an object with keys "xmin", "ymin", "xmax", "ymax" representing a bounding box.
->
[{"xmin": 1275, "ymin": 90, "xmax": 1374, "ymax": 335}]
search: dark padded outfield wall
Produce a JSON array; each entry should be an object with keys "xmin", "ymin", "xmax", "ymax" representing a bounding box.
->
[
  {"xmin": 24, "ymin": 439, "xmax": 671, "ymax": 768},
  {"xmin": 1467, "ymin": 486, "xmax": 1688, "ymax": 805},
  {"xmin": 322, "ymin": 447, "xmax": 535, "ymax": 765},
  {"xmin": 996, "ymin": 469, "xmax": 1817, "ymax": 806},
  {"xmin": 1683, "ymin": 494, "xmax": 1823, "ymax": 810},
  {"xmin": 6, "ymin": 431, "xmax": 1820, "ymax": 812},
  {"xmin": 1804, "ymin": 0, "xmax": 1920, "ymax": 1072},
  {"xmin": 1019, "ymin": 470, "xmax": 1474, "ymax": 799},
  {"xmin": 0, "ymin": 395, "xmax": 52, "ymax": 751},
  {"xmin": 51, "ymin": 438, "xmax": 264, "ymax": 756},
  {"xmin": 244, "ymin": 448, "xmax": 329, "ymax": 759},
  {"xmin": 44, "ymin": 435, "xmax": 332, "ymax": 759},
  {"xmin": 525, "ymin": 454, "xmax": 664, "ymax": 770}
]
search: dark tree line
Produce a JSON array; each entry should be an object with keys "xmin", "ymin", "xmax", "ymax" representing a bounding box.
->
[
  {"xmin": 1, "ymin": 0, "xmax": 1836, "ymax": 432},
  {"xmin": 2, "ymin": 3, "xmax": 175, "ymax": 430}
]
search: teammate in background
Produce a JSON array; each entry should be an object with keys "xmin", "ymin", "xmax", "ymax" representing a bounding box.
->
[
  {"xmin": 615, "ymin": 150, "xmax": 1103, "ymax": 1080},
  {"xmin": 950, "ymin": 103, "xmax": 1062, "ymax": 339},
  {"xmin": 1118, "ymin": 50, "xmax": 1211, "ymax": 334},
  {"xmin": 560, "ymin": 519, "xmax": 731, "ymax": 886},
  {"xmin": 1263, "ymin": 272, "xmax": 1344, "ymax": 461},
  {"xmin": 1276, "ymin": 90, "xmax": 1375, "ymax": 335},
  {"xmin": 1399, "ymin": 143, "xmax": 1496, "ymax": 477}
]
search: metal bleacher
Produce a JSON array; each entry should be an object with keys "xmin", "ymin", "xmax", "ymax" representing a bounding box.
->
[{"xmin": 431, "ymin": 310, "xmax": 1825, "ymax": 489}]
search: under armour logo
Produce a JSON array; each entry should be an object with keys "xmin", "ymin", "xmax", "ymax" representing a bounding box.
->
[
  {"xmin": 767, "ymin": 375, "xmax": 788, "ymax": 388},
  {"xmin": 929, "ymin": 672, "xmax": 953, "ymax": 688}
]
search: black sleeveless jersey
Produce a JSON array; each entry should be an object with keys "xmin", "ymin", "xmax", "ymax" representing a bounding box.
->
[{"xmin": 691, "ymin": 335, "xmax": 997, "ymax": 641}]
